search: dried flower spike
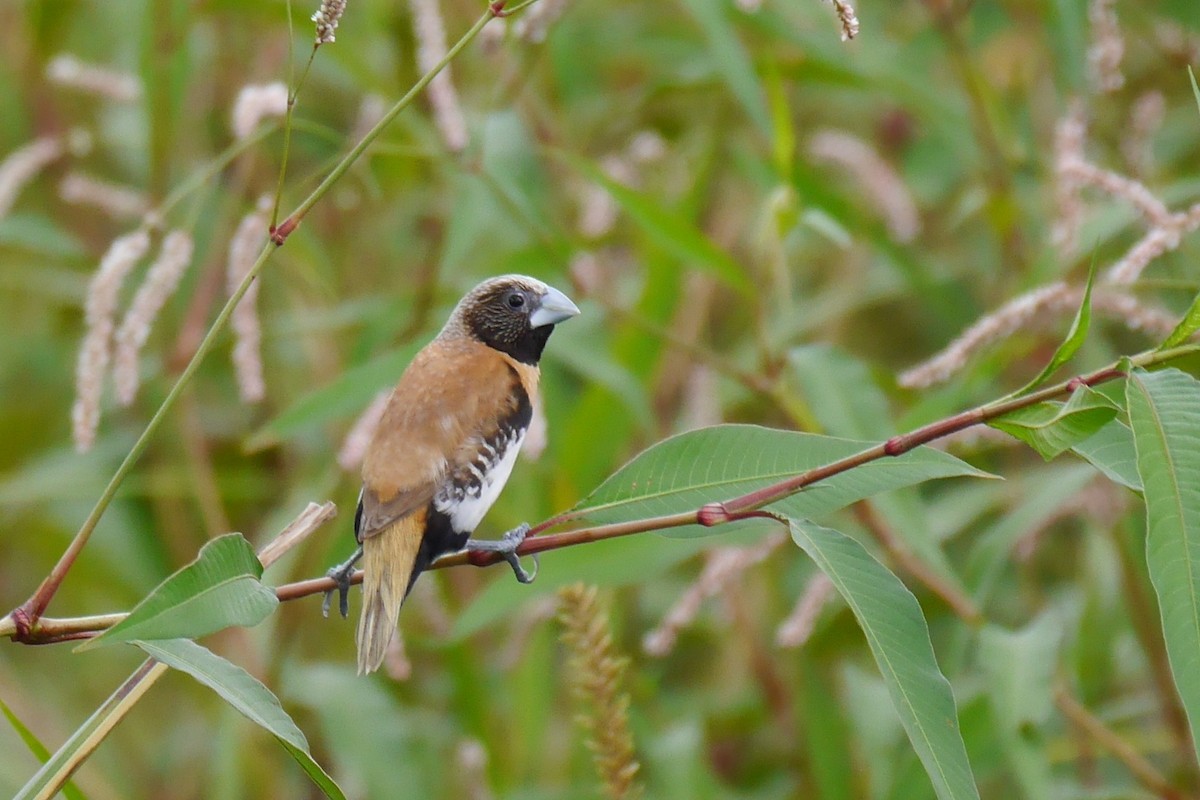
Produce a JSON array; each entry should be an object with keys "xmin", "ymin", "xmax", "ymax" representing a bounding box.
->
[
  {"xmin": 112, "ymin": 231, "xmax": 195, "ymax": 406},
  {"xmin": 46, "ymin": 54, "xmax": 142, "ymax": 103},
  {"xmin": 338, "ymin": 390, "xmax": 390, "ymax": 470},
  {"xmin": 1050, "ymin": 99, "xmax": 1087, "ymax": 255},
  {"xmin": 558, "ymin": 584, "xmax": 642, "ymax": 800},
  {"xmin": 643, "ymin": 534, "xmax": 784, "ymax": 657},
  {"xmin": 59, "ymin": 172, "xmax": 147, "ymax": 220},
  {"xmin": 231, "ymin": 82, "xmax": 289, "ymax": 140},
  {"xmin": 72, "ymin": 230, "xmax": 152, "ymax": 451},
  {"xmin": 809, "ymin": 129, "xmax": 919, "ymax": 242},
  {"xmin": 227, "ymin": 197, "xmax": 273, "ymax": 403},
  {"xmin": 511, "ymin": 0, "xmax": 566, "ymax": 43},
  {"xmin": 898, "ymin": 282, "xmax": 1073, "ymax": 389},
  {"xmin": 827, "ymin": 0, "xmax": 859, "ymax": 41},
  {"xmin": 0, "ymin": 137, "xmax": 63, "ymax": 220},
  {"xmin": 409, "ymin": 0, "xmax": 468, "ymax": 151},
  {"xmin": 1087, "ymin": 0, "xmax": 1124, "ymax": 93},
  {"xmin": 776, "ymin": 573, "xmax": 836, "ymax": 648},
  {"xmin": 312, "ymin": 0, "xmax": 348, "ymax": 45}
]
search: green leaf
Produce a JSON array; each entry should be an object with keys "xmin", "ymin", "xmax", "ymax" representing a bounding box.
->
[
  {"xmin": 1015, "ymin": 261, "xmax": 1096, "ymax": 395},
  {"xmin": 678, "ymin": 0, "xmax": 771, "ymax": 136},
  {"xmin": 978, "ymin": 614, "xmax": 1060, "ymax": 799},
  {"xmin": 1159, "ymin": 288, "xmax": 1200, "ymax": 351},
  {"xmin": 137, "ymin": 639, "xmax": 346, "ymax": 800},
  {"xmin": 990, "ymin": 386, "xmax": 1120, "ymax": 460},
  {"xmin": 79, "ymin": 534, "xmax": 277, "ymax": 650},
  {"xmin": 567, "ymin": 424, "xmax": 993, "ymax": 531},
  {"xmin": 1127, "ymin": 367, "xmax": 1200, "ymax": 766},
  {"xmin": 1071, "ymin": 418, "xmax": 1141, "ymax": 490},
  {"xmin": 246, "ymin": 346, "xmax": 416, "ymax": 451},
  {"xmin": 0, "ymin": 696, "xmax": 87, "ymax": 800},
  {"xmin": 563, "ymin": 154, "xmax": 752, "ymax": 294},
  {"xmin": 784, "ymin": 517, "xmax": 979, "ymax": 800}
]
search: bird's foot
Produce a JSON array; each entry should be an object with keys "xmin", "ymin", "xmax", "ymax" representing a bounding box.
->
[
  {"xmin": 321, "ymin": 545, "xmax": 363, "ymax": 619},
  {"xmin": 466, "ymin": 523, "xmax": 538, "ymax": 584}
]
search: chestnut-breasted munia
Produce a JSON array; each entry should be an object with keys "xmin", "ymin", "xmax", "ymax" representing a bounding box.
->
[{"xmin": 324, "ymin": 275, "xmax": 580, "ymax": 674}]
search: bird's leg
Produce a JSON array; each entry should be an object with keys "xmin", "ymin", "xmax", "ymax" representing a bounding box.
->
[
  {"xmin": 322, "ymin": 545, "xmax": 363, "ymax": 619},
  {"xmin": 465, "ymin": 523, "xmax": 538, "ymax": 584}
]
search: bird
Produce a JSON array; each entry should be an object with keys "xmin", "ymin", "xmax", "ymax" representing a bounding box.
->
[{"xmin": 323, "ymin": 275, "xmax": 580, "ymax": 674}]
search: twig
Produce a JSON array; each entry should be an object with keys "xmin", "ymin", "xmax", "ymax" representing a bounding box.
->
[
  {"xmin": 7, "ymin": 3, "xmax": 513, "ymax": 634},
  {"xmin": 1055, "ymin": 685, "xmax": 1184, "ymax": 800},
  {"xmin": 13, "ymin": 346, "xmax": 1190, "ymax": 644},
  {"xmin": 3, "ymin": 502, "xmax": 336, "ymax": 644}
]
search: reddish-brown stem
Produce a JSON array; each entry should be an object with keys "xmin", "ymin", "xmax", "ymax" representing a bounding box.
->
[{"xmin": 5, "ymin": 352, "xmax": 1188, "ymax": 645}]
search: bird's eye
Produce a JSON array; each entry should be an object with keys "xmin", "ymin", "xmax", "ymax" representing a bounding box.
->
[{"xmin": 506, "ymin": 292, "xmax": 526, "ymax": 309}]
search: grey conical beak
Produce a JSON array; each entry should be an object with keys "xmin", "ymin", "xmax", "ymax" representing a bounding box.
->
[{"xmin": 529, "ymin": 285, "xmax": 581, "ymax": 328}]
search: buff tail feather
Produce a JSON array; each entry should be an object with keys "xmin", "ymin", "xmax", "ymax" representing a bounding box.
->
[{"xmin": 356, "ymin": 517, "xmax": 421, "ymax": 674}]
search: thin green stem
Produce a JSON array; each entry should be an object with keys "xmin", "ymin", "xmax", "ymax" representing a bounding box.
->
[
  {"xmin": 16, "ymin": 346, "xmax": 1192, "ymax": 643},
  {"xmin": 13, "ymin": 238, "xmax": 276, "ymax": 627},
  {"xmin": 271, "ymin": 7, "xmax": 500, "ymax": 243},
  {"xmin": 272, "ymin": 43, "xmax": 318, "ymax": 231},
  {"xmin": 8, "ymin": 4, "xmax": 507, "ymax": 631}
]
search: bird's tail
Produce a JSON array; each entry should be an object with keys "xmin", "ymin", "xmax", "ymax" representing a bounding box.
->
[{"xmin": 356, "ymin": 517, "xmax": 421, "ymax": 674}]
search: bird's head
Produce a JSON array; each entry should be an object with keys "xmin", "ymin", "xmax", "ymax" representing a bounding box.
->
[{"xmin": 445, "ymin": 275, "xmax": 580, "ymax": 364}]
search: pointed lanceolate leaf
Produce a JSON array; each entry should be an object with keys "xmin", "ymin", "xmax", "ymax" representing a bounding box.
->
[
  {"xmin": 782, "ymin": 516, "xmax": 979, "ymax": 800},
  {"xmin": 79, "ymin": 534, "xmax": 277, "ymax": 650},
  {"xmin": 1159, "ymin": 290, "xmax": 1200, "ymax": 351},
  {"xmin": 990, "ymin": 386, "xmax": 1119, "ymax": 460},
  {"xmin": 1015, "ymin": 262, "xmax": 1096, "ymax": 395},
  {"xmin": 137, "ymin": 639, "xmax": 346, "ymax": 800},
  {"xmin": 567, "ymin": 424, "xmax": 992, "ymax": 532},
  {"xmin": 1127, "ymin": 367, "xmax": 1200, "ymax": 766}
]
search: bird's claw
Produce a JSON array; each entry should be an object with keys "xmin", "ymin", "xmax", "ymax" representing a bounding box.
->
[
  {"xmin": 322, "ymin": 546, "xmax": 362, "ymax": 619},
  {"xmin": 467, "ymin": 523, "xmax": 538, "ymax": 584}
]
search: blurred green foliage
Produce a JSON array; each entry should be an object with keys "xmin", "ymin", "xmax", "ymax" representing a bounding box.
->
[{"xmin": 2, "ymin": 0, "xmax": 1200, "ymax": 797}]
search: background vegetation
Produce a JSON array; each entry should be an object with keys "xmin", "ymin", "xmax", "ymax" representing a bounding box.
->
[{"xmin": 2, "ymin": 0, "xmax": 1200, "ymax": 798}]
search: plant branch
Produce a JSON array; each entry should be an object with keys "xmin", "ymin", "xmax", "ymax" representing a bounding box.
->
[
  {"xmin": 6, "ymin": 3, "xmax": 511, "ymax": 633},
  {"xmin": 1055, "ymin": 685, "xmax": 1185, "ymax": 800},
  {"xmin": 15, "ymin": 348, "xmax": 1194, "ymax": 643},
  {"xmin": 269, "ymin": 5, "xmax": 505, "ymax": 244}
]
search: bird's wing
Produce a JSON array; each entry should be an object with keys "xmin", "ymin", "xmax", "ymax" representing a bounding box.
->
[{"xmin": 357, "ymin": 337, "xmax": 539, "ymax": 541}]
